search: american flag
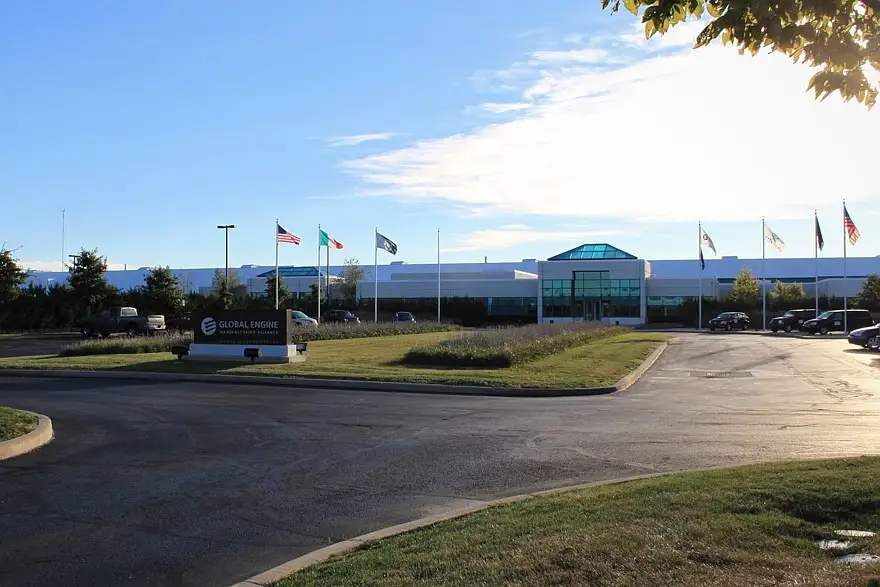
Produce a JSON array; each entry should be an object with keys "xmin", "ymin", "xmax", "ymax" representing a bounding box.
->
[
  {"xmin": 277, "ymin": 224, "xmax": 301, "ymax": 245},
  {"xmin": 844, "ymin": 206, "xmax": 860, "ymax": 246}
]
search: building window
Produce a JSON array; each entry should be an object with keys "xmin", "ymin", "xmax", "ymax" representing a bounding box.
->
[{"xmin": 544, "ymin": 273, "xmax": 642, "ymax": 319}]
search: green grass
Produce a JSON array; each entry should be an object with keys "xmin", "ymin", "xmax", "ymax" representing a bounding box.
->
[
  {"xmin": 276, "ymin": 458, "xmax": 880, "ymax": 587},
  {"xmin": 0, "ymin": 407, "xmax": 38, "ymax": 442},
  {"xmin": 0, "ymin": 332, "xmax": 669, "ymax": 388}
]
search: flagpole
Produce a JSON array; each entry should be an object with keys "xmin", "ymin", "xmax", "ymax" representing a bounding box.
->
[
  {"xmin": 374, "ymin": 227, "xmax": 379, "ymax": 323},
  {"xmin": 437, "ymin": 228, "xmax": 441, "ymax": 324},
  {"xmin": 698, "ymin": 222, "xmax": 702, "ymax": 330},
  {"xmin": 843, "ymin": 200, "xmax": 848, "ymax": 332},
  {"xmin": 317, "ymin": 224, "xmax": 321, "ymax": 324},
  {"xmin": 762, "ymin": 217, "xmax": 766, "ymax": 331},
  {"xmin": 814, "ymin": 210, "xmax": 819, "ymax": 317},
  {"xmin": 275, "ymin": 218, "xmax": 279, "ymax": 310}
]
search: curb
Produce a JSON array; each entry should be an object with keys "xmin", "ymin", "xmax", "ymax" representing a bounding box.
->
[
  {"xmin": 0, "ymin": 341, "xmax": 668, "ymax": 398},
  {"xmin": 224, "ymin": 460, "xmax": 760, "ymax": 587},
  {"xmin": 0, "ymin": 411, "xmax": 53, "ymax": 461}
]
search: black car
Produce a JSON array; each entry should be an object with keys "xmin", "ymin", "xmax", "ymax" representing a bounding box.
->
[
  {"xmin": 847, "ymin": 324, "xmax": 880, "ymax": 350},
  {"xmin": 322, "ymin": 310, "xmax": 360, "ymax": 324},
  {"xmin": 708, "ymin": 312, "xmax": 750, "ymax": 331},
  {"xmin": 394, "ymin": 311, "xmax": 416, "ymax": 323},
  {"xmin": 770, "ymin": 309, "xmax": 816, "ymax": 333},
  {"xmin": 801, "ymin": 309, "xmax": 874, "ymax": 334}
]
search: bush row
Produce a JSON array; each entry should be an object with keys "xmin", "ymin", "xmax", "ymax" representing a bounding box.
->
[
  {"xmin": 58, "ymin": 323, "xmax": 459, "ymax": 356},
  {"xmin": 401, "ymin": 323, "xmax": 627, "ymax": 368},
  {"xmin": 60, "ymin": 332, "xmax": 194, "ymax": 356}
]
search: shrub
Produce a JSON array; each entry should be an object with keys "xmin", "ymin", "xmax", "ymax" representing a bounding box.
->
[
  {"xmin": 290, "ymin": 322, "xmax": 458, "ymax": 343},
  {"xmin": 58, "ymin": 323, "xmax": 459, "ymax": 356},
  {"xmin": 402, "ymin": 323, "xmax": 627, "ymax": 368},
  {"xmin": 60, "ymin": 332, "xmax": 193, "ymax": 356}
]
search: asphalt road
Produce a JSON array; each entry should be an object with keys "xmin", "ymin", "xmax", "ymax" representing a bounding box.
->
[
  {"xmin": 1, "ymin": 333, "xmax": 878, "ymax": 587},
  {"xmin": 0, "ymin": 334, "xmax": 79, "ymax": 358}
]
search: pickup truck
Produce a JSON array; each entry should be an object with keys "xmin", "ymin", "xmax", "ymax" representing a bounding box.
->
[{"xmin": 80, "ymin": 307, "xmax": 166, "ymax": 338}]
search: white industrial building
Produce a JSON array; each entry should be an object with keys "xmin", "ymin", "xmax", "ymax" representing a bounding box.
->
[{"xmin": 24, "ymin": 243, "xmax": 880, "ymax": 325}]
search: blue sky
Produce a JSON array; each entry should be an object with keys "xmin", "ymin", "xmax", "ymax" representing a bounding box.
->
[{"xmin": 3, "ymin": 1, "xmax": 878, "ymax": 272}]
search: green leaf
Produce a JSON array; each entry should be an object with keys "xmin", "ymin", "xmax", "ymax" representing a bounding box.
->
[
  {"xmin": 722, "ymin": 30, "xmax": 731, "ymax": 44},
  {"xmin": 623, "ymin": 0, "xmax": 639, "ymax": 16}
]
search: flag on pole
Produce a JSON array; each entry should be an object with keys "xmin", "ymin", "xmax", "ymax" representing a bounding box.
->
[
  {"xmin": 763, "ymin": 224, "xmax": 785, "ymax": 252},
  {"xmin": 844, "ymin": 206, "xmax": 860, "ymax": 245},
  {"xmin": 376, "ymin": 232, "xmax": 398, "ymax": 255},
  {"xmin": 815, "ymin": 215, "xmax": 824, "ymax": 251},
  {"xmin": 699, "ymin": 246, "xmax": 705, "ymax": 270},
  {"xmin": 319, "ymin": 229, "xmax": 344, "ymax": 249},
  {"xmin": 700, "ymin": 228, "xmax": 716, "ymax": 255},
  {"xmin": 277, "ymin": 224, "xmax": 301, "ymax": 245}
]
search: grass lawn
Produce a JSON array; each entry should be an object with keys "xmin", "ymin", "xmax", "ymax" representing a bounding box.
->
[
  {"xmin": 276, "ymin": 458, "xmax": 880, "ymax": 587},
  {"xmin": 0, "ymin": 407, "xmax": 38, "ymax": 442},
  {"xmin": 0, "ymin": 332, "xmax": 669, "ymax": 388}
]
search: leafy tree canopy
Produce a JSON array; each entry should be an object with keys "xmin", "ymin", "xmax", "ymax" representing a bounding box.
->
[
  {"xmin": 265, "ymin": 274, "xmax": 291, "ymax": 307},
  {"xmin": 602, "ymin": 0, "xmax": 880, "ymax": 107},
  {"xmin": 0, "ymin": 248, "xmax": 28, "ymax": 308},
  {"xmin": 771, "ymin": 280, "xmax": 807, "ymax": 303},
  {"xmin": 729, "ymin": 268, "xmax": 761, "ymax": 303},
  {"xmin": 144, "ymin": 266, "xmax": 184, "ymax": 316},
  {"xmin": 854, "ymin": 273, "xmax": 880, "ymax": 310},
  {"xmin": 340, "ymin": 258, "xmax": 366, "ymax": 302},
  {"xmin": 68, "ymin": 248, "xmax": 115, "ymax": 313}
]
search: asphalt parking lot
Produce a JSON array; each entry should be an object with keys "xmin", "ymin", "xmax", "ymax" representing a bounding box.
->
[
  {"xmin": 0, "ymin": 333, "xmax": 78, "ymax": 358},
  {"xmin": 0, "ymin": 333, "xmax": 878, "ymax": 587}
]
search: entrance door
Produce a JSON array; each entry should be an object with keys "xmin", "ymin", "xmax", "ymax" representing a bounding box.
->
[{"xmin": 585, "ymin": 300, "xmax": 602, "ymax": 322}]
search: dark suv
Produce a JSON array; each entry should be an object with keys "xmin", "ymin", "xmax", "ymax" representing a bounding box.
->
[
  {"xmin": 708, "ymin": 312, "xmax": 750, "ymax": 331},
  {"xmin": 322, "ymin": 309, "xmax": 360, "ymax": 324},
  {"xmin": 801, "ymin": 309, "xmax": 874, "ymax": 334},
  {"xmin": 770, "ymin": 309, "xmax": 816, "ymax": 333}
]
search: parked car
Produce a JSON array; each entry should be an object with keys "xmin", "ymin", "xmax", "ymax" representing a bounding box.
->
[
  {"xmin": 322, "ymin": 309, "xmax": 360, "ymax": 324},
  {"xmin": 802, "ymin": 309, "xmax": 874, "ymax": 334},
  {"xmin": 81, "ymin": 307, "xmax": 166, "ymax": 338},
  {"xmin": 769, "ymin": 309, "xmax": 816, "ymax": 333},
  {"xmin": 708, "ymin": 312, "xmax": 750, "ymax": 331},
  {"xmin": 394, "ymin": 311, "xmax": 416, "ymax": 324},
  {"xmin": 292, "ymin": 311, "xmax": 318, "ymax": 327},
  {"xmin": 847, "ymin": 324, "xmax": 880, "ymax": 350}
]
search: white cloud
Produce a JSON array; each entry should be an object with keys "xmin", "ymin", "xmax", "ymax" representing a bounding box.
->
[
  {"xmin": 327, "ymin": 133, "xmax": 396, "ymax": 147},
  {"xmin": 346, "ymin": 36, "xmax": 880, "ymax": 224},
  {"xmin": 442, "ymin": 226, "xmax": 626, "ymax": 253},
  {"xmin": 530, "ymin": 49, "xmax": 608, "ymax": 63},
  {"xmin": 479, "ymin": 102, "xmax": 533, "ymax": 113}
]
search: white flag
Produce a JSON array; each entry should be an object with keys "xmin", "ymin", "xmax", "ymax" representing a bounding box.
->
[{"xmin": 764, "ymin": 224, "xmax": 785, "ymax": 252}]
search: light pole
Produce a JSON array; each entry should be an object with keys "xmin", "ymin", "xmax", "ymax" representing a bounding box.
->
[
  {"xmin": 68, "ymin": 254, "xmax": 80, "ymax": 271},
  {"xmin": 217, "ymin": 225, "xmax": 236, "ymax": 293}
]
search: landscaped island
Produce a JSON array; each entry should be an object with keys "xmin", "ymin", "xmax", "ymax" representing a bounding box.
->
[
  {"xmin": 0, "ymin": 407, "xmax": 38, "ymax": 442},
  {"xmin": 0, "ymin": 323, "xmax": 669, "ymax": 389}
]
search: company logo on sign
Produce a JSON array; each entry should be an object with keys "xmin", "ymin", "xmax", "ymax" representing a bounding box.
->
[{"xmin": 200, "ymin": 317, "xmax": 217, "ymax": 336}]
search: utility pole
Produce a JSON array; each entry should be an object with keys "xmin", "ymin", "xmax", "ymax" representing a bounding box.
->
[{"xmin": 216, "ymin": 224, "xmax": 236, "ymax": 294}]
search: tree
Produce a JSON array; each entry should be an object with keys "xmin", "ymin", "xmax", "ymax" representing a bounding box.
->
[
  {"xmin": 265, "ymin": 274, "xmax": 291, "ymax": 308},
  {"xmin": 339, "ymin": 258, "xmax": 366, "ymax": 303},
  {"xmin": 144, "ymin": 266, "xmax": 184, "ymax": 316},
  {"xmin": 211, "ymin": 268, "xmax": 242, "ymax": 295},
  {"xmin": 770, "ymin": 280, "xmax": 807, "ymax": 306},
  {"xmin": 0, "ymin": 248, "xmax": 29, "ymax": 328},
  {"xmin": 728, "ymin": 268, "xmax": 760, "ymax": 304},
  {"xmin": 68, "ymin": 248, "xmax": 115, "ymax": 315},
  {"xmin": 602, "ymin": 0, "xmax": 880, "ymax": 107},
  {"xmin": 854, "ymin": 274, "xmax": 880, "ymax": 311}
]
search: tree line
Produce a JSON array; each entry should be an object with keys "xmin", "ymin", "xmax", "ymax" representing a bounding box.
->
[{"xmin": 0, "ymin": 248, "xmax": 494, "ymax": 331}]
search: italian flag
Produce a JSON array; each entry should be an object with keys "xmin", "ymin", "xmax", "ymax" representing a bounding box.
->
[{"xmin": 319, "ymin": 229, "xmax": 343, "ymax": 249}]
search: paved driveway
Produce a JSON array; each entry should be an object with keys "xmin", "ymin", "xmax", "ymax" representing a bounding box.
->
[
  {"xmin": 0, "ymin": 333, "xmax": 878, "ymax": 587},
  {"xmin": 0, "ymin": 334, "xmax": 79, "ymax": 358}
]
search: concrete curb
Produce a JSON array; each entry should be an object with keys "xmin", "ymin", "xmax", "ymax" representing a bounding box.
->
[
  {"xmin": 224, "ymin": 460, "xmax": 760, "ymax": 587},
  {"xmin": 0, "ymin": 341, "xmax": 668, "ymax": 398},
  {"xmin": 0, "ymin": 411, "xmax": 53, "ymax": 461}
]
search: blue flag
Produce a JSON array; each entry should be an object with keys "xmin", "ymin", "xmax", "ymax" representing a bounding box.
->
[
  {"xmin": 699, "ymin": 246, "xmax": 705, "ymax": 271},
  {"xmin": 376, "ymin": 232, "xmax": 398, "ymax": 255}
]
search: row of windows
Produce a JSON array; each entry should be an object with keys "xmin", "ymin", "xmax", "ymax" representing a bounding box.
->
[
  {"xmin": 543, "ymin": 299, "xmax": 642, "ymax": 318},
  {"xmin": 647, "ymin": 296, "xmax": 695, "ymax": 308}
]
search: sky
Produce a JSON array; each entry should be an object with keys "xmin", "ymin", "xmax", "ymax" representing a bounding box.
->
[{"xmin": 2, "ymin": 1, "xmax": 878, "ymax": 272}]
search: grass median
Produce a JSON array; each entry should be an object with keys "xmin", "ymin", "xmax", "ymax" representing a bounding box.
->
[
  {"xmin": 0, "ymin": 331, "xmax": 669, "ymax": 388},
  {"xmin": 0, "ymin": 407, "xmax": 38, "ymax": 442},
  {"xmin": 276, "ymin": 458, "xmax": 880, "ymax": 587}
]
